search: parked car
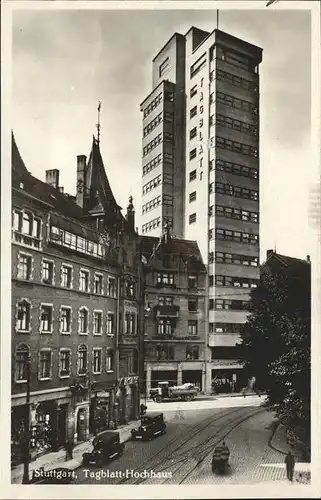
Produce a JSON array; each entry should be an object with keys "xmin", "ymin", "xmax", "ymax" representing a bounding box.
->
[
  {"xmin": 82, "ymin": 430, "xmax": 124, "ymax": 466},
  {"xmin": 31, "ymin": 467, "xmax": 74, "ymax": 484},
  {"xmin": 131, "ymin": 413, "xmax": 166, "ymax": 441}
]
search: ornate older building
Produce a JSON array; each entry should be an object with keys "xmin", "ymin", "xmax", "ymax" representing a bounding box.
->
[
  {"xmin": 138, "ymin": 225, "xmax": 208, "ymax": 395},
  {"xmin": 11, "ymin": 131, "xmax": 141, "ymax": 465}
]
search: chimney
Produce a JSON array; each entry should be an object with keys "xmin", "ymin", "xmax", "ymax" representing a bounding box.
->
[
  {"xmin": 266, "ymin": 249, "xmax": 274, "ymax": 260},
  {"xmin": 126, "ymin": 196, "xmax": 135, "ymax": 234},
  {"xmin": 306, "ymin": 255, "xmax": 311, "ymax": 263},
  {"xmin": 45, "ymin": 169, "xmax": 60, "ymax": 189},
  {"xmin": 76, "ymin": 155, "xmax": 87, "ymax": 208},
  {"xmin": 59, "ymin": 186, "xmax": 64, "ymax": 194}
]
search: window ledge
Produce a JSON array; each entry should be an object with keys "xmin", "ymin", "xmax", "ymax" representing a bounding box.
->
[
  {"xmin": 60, "ymin": 375, "xmax": 70, "ymax": 379},
  {"xmin": 93, "ymin": 371, "xmax": 102, "ymax": 375},
  {"xmin": 79, "ymin": 332, "xmax": 89, "ymax": 336},
  {"xmin": 15, "ymin": 329, "xmax": 31, "ymax": 334},
  {"xmin": 60, "ymin": 331, "xmax": 71, "ymax": 335},
  {"xmin": 106, "ymin": 370, "xmax": 114, "ymax": 374},
  {"xmin": 93, "ymin": 333, "xmax": 103, "ymax": 336},
  {"xmin": 107, "ymin": 334, "xmax": 115, "ymax": 337},
  {"xmin": 15, "ymin": 379, "xmax": 27, "ymax": 384},
  {"xmin": 39, "ymin": 377, "xmax": 51, "ymax": 381},
  {"xmin": 40, "ymin": 331, "xmax": 53, "ymax": 335}
]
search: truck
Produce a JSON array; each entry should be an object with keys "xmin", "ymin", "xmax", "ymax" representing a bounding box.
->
[{"xmin": 149, "ymin": 381, "xmax": 198, "ymax": 402}]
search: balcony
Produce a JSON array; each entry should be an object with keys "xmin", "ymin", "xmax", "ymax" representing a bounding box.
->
[
  {"xmin": 151, "ymin": 334, "xmax": 175, "ymax": 340},
  {"xmin": 154, "ymin": 305, "xmax": 180, "ymax": 318},
  {"xmin": 13, "ymin": 231, "xmax": 41, "ymax": 249},
  {"xmin": 155, "ymin": 282, "xmax": 177, "ymax": 290}
]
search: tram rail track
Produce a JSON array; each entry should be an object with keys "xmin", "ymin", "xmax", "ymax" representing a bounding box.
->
[{"xmin": 118, "ymin": 406, "xmax": 262, "ymax": 485}]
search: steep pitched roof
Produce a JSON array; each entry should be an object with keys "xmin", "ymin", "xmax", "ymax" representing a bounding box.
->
[
  {"xmin": 265, "ymin": 251, "xmax": 310, "ymax": 269},
  {"xmin": 84, "ymin": 137, "xmax": 122, "ymax": 219},
  {"xmin": 12, "ymin": 132, "xmax": 83, "ymax": 220},
  {"xmin": 138, "ymin": 234, "xmax": 206, "ymax": 272}
]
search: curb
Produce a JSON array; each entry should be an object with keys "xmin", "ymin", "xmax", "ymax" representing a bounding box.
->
[{"xmin": 12, "ymin": 425, "xmax": 140, "ymax": 483}]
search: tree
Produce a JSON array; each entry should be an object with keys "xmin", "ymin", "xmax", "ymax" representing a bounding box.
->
[{"xmin": 239, "ymin": 259, "xmax": 311, "ymax": 458}]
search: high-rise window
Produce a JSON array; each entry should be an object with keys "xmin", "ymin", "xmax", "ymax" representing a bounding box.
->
[
  {"xmin": 159, "ymin": 58, "xmax": 169, "ymax": 77},
  {"xmin": 189, "ymin": 148, "xmax": 197, "ymax": 161},
  {"xmin": 190, "ymin": 127, "xmax": 197, "ymax": 140},
  {"xmin": 189, "ymin": 191, "xmax": 197, "ymax": 203},
  {"xmin": 189, "ymin": 213, "xmax": 196, "ymax": 224},
  {"xmin": 189, "ymin": 170, "xmax": 197, "ymax": 182},
  {"xmin": 190, "ymin": 106, "xmax": 197, "ymax": 119},
  {"xmin": 190, "ymin": 85, "xmax": 197, "ymax": 98}
]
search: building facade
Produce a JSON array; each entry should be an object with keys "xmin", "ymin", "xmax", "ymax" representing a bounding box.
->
[
  {"xmin": 138, "ymin": 225, "xmax": 207, "ymax": 395},
  {"xmin": 140, "ymin": 27, "xmax": 263, "ymax": 392},
  {"xmin": 11, "ymin": 132, "xmax": 140, "ymax": 465}
]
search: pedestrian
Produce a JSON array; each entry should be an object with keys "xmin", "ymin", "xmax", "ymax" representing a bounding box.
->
[
  {"xmin": 140, "ymin": 403, "xmax": 147, "ymax": 417},
  {"xmin": 65, "ymin": 439, "xmax": 73, "ymax": 461},
  {"xmin": 285, "ymin": 451, "xmax": 295, "ymax": 481}
]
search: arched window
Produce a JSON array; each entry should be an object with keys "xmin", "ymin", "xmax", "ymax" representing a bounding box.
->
[
  {"xmin": 78, "ymin": 344, "xmax": 88, "ymax": 375},
  {"xmin": 15, "ymin": 344, "xmax": 30, "ymax": 381},
  {"xmin": 79, "ymin": 308, "xmax": 88, "ymax": 334},
  {"xmin": 16, "ymin": 300, "xmax": 31, "ymax": 331}
]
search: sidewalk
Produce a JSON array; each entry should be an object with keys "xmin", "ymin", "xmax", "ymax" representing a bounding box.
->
[
  {"xmin": 144, "ymin": 391, "xmax": 265, "ymax": 403},
  {"xmin": 269, "ymin": 419, "xmax": 311, "ymax": 483},
  {"xmin": 11, "ymin": 420, "xmax": 141, "ymax": 484}
]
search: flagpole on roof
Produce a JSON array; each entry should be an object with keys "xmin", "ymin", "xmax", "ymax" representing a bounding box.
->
[
  {"xmin": 96, "ymin": 101, "xmax": 102, "ymax": 145},
  {"xmin": 216, "ymin": 9, "xmax": 219, "ymax": 30}
]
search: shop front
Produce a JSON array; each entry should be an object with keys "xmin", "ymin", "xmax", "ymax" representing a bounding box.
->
[
  {"xmin": 182, "ymin": 370, "xmax": 202, "ymax": 391},
  {"xmin": 116, "ymin": 376, "xmax": 140, "ymax": 426},
  {"xmin": 11, "ymin": 398, "xmax": 68, "ymax": 465},
  {"xmin": 89, "ymin": 391, "xmax": 110, "ymax": 435}
]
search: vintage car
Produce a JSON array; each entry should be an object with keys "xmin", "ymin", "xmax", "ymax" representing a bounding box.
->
[
  {"xmin": 131, "ymin": 413, "xmax": 166, "ymax": 441},
  {"xmin": 211, "ymin": 442, "xmax": 230, "ymax": 474},
  {"xmin": 82, "ymin": 430, "xmax": 124, "ymax": 466}
]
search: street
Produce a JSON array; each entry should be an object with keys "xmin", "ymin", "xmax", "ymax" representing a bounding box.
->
[{"xmin": 72, "ymin": 396, "xmax": 289, "ymax": 485}]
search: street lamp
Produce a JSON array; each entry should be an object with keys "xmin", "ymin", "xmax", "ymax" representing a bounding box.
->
[{"xmin": 22, "ymin": 356, "xmax": 31, "ymax": 484}]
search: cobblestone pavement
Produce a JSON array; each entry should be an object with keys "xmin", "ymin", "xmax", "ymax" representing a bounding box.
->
[{"xmin": 72, "ymin": 401, "xmax": 298, "ymax": 486}]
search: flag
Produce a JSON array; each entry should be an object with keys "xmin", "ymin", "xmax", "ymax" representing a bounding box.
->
[
  {"xmin": 97, "ymin": 101, "xmax": 101, "ymax": 112},
  {"xmin": 266, "ymin": 0, "xmax": 279, "ymax": 6}
]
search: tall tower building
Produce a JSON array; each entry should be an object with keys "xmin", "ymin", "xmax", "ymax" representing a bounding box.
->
[
  {"xmin": 140, "ymin": 26, "xmax": 263, "ymax": 392},
  {"xmin": 140, "ymin": 33, "xmax": 186, "ymax": 238}
]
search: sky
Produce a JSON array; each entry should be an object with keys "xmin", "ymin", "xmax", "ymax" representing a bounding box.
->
[{"xmin": 11, "ymin": 6, "xmax": 317, "ymax": 263}]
